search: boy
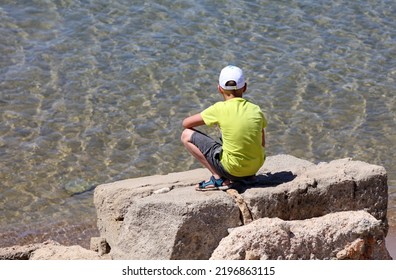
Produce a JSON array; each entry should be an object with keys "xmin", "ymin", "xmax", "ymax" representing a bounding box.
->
[{"xmin": 181, "ymin": 65, "xmax": 267, "ymax": 191}]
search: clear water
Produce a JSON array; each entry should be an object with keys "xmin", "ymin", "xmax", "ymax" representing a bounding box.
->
[{"xmin": 0, "ymin": 0, "xmax": 395, "ymax": 247}]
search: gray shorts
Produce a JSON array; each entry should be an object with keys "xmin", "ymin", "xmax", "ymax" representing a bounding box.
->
[{"xmin": 190, "ymin": 130, "xmax": 244, "ymax": 181}]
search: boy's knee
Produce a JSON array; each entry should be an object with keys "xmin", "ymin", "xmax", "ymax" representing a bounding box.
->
[{"xmin": 181, "ymin": 129, "xmax": 193, "ymax": 144}]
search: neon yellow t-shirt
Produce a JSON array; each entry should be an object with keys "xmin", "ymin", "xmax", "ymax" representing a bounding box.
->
[{"xmin": 201, "ymin": 98, "xmax": 267, "ymax": 177}]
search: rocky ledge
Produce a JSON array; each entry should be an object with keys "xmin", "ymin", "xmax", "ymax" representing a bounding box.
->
[{"xmin": 0, "ymin": 155, "xmax": 391, "ymax": 260}]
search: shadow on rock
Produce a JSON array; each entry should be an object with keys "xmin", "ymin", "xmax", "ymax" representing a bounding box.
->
[{"xmin": 230, "ymin": 171, "xmax": 297, "ymax": 193}]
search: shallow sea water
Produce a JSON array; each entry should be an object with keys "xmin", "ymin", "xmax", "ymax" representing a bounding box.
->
[{"xmin": 0, "ymin": 0, "xmax": 395, "ymax": 252}]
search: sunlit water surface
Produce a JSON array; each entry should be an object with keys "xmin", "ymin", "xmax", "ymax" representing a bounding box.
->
[{"xmin": 0, "ymin": 0, "xmax": 395, "ymax": 249}]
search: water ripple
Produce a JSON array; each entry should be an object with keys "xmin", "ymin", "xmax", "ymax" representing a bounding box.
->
[{"xmin": 0, "ymin": 0, "xmax": 395, "ymax": 247}]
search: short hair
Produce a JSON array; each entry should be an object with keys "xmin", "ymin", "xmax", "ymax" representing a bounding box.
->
[{"xmin": 223, "ymin": 80, "xmax": 244, "ymax": 96}]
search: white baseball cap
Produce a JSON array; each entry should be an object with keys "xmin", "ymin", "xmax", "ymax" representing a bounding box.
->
[{"xmin": 218, "ymin": 65, "xmax": 245, "ymax": 90}]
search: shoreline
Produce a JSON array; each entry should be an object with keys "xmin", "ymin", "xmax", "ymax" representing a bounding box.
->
[
  {"xmin": 0, "ymin": 220, "xmax": 98, "ymax": 250},
  {"xmin": 0, "ymin": 161, "xmax": 396, "ymax": 260},
  {"xmin": 1, "ymin": 219, "xmax": 395, "ymax": 260}
]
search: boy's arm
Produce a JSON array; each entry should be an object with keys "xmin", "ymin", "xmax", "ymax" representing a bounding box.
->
[
  {"xmin": 182, "ymin": 113, "xmax": 205, "ymax": 129},
  {"xmin": 262, "ymin": 129, "xmax": 266, "ymax": 147}
]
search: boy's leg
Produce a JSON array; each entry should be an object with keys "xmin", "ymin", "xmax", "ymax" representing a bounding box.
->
[{"xmin": 180, "ymin": 128, "xmax": 222, "ymax": 179}]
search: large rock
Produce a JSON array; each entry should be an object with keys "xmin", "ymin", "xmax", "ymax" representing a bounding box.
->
[
  {"xmin": 111, "ymin": 186, "xmax": 240, "ymax": 259},
  {"xmin": 93, "ymin": 154, "xmax": 389, "ymax": 259},
  {"xmin": 94, "ymin": 168, "xmax": 212, "ymax": 255},
  {"xmin": 210, "ymin": 210, "xmax": 391, "ymax": 260},
  {"xmin": 243, "ymin": 157, "xmax": 388, "ymax": 224}
]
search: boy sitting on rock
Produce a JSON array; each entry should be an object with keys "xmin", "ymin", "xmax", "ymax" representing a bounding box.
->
[{"xmin": 181, "ymin": 65, "xmax": 267, "ymax": 191}]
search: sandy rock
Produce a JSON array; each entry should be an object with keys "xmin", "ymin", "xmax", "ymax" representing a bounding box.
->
[
  {"xmin": 94, "ymin": 168, "xmax": 210, "ymax": 249},
  {"xmin": 93, "ymin": 154, "xmax": 389, "ymax": 260},
  {"xmin": 0, "ymin": 240, "xmax": 110, "ymax": 260},
  {"xmin": 210, "ymin": 211, "xmax": 391, "ymax": 260},
  {"xmin": 111, "ymin": 186, "xmax": 240, "ymax": 259},
  {"xmin": 241, "ymin": 157, "xmax": 388, "ymax": 224},
  {"xmin": 0, "ymin": 240, "xmax": 59, "ymax": 260},
  {"xmin": 90, "ymin": 237, "xmax": 110, "ymax": 256},
  {"xmin": 30, "ymin": 244, "xmax": 110, "ymax": 260}
]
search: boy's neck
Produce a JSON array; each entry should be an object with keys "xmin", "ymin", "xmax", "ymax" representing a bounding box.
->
[{"xmin": 222, "ymin": 93, "xmax": 243, "ymax": 101}]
